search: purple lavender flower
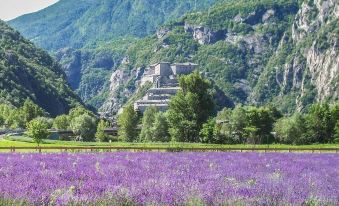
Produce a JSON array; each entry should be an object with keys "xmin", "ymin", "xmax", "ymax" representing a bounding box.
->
[{"xmin": 0, "ymin": 152, "xmax": 338, "ymax": 205}]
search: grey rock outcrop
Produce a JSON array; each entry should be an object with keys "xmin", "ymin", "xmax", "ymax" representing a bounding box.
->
[
  {"xmin": 252, "ymin": 0, "xmax": 338, "ymax": 111},
  {"xmin": 184, "ymin": 23, "xmax": 226, "ymax": 45}
]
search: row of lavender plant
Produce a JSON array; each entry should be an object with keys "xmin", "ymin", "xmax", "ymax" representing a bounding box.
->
[{"xmin": 0, "ymin": 152, "xmax": 338, "ymax": 205}]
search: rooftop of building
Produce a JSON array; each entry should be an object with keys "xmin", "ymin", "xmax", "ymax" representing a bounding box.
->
[
  {"xmin": 171, "ymin": 62, "xmax": 198, "ymax": 66},
  {"xmin": 149, "ymin": 62, "xmax": 171, "ymax": 67},
  {"xmin": 149, "ymin": 62, "xmax": 198, "ymax": 67}
]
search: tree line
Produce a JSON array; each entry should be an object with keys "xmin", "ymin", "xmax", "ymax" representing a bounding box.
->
[
  {"xmin": 1, "ymin": 72, "xmax": 338, "ymax": 145},
  {"xmin": 0, "ymin": 99, "xmax": 109, "ymax": 144},
  {"xmin": 118, "ymin": 72, "xmax": 339, "ymax": 145}
]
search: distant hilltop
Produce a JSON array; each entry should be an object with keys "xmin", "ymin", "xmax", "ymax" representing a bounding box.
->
[{"xmin": 135, "ymin": 62, "xmax": 198, "ymax": 113}]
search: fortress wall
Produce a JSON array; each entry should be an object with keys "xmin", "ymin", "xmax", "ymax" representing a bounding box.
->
[{"xmin": 155, "ymin": 63, "xmax": 173, "ymax": 76}]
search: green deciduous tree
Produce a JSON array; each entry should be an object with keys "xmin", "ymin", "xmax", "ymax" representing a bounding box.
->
[
  {"xmin": 118, "ymin": 105, "xmax": 139, "ymax": 142},
  {"xmin": 199, "ymin": 118, "xmax": 217, "ymax": 143},
  {"xmin": 273, "ymin": 113, "xmax": 307, "ymax": 144},
  {"xmin": 0, "ymin": 115, "xmax": 4, "ymax": 128},
  {"xmin": 168, "ymin": 91, "xmax": 200, "ymax": 142},
  {"xmin": 179, "ymin": 71, "xmax": 214, "ymax": 126},
  {"xmin": 96, "ymin": 119, "xmax": 110, "ymax": 142},
  {"xmin": 8, "ymin": 110, "xmax": 25, "ymax": 129},
  {"xmin": 69, "ymin": 106, "xmax": 95, "ymax": 120},
  {"xmin": 21, "ymin": 99, "xmax": 45, "ymax": 124},
  {"xmin": 34, "ymin": 117, "xmax": 53, "ymax": 129},
  {"xmin": 245, "ymin": 106, "xmax": 276, "ymax": 144},
  {"xmin": 70, "ymin": 114, "xmax": 97, "ymax": 142},
  {"xmin": 26, "ymin": 118, "xmax": 50, "ymax": 146},
  {"xmin": 53, "ymin": 115, "xmax": 70, "ymax": 130},
  {"xmin": 305, "ymin": 103, "xmax": 338, "ymax": 143},
  {"xmin": 216, "ymin": 106, "xmax": 248, "ymax": 144},
  {"xmin": 139, "ymin": 106, "xmax": 158, "ymax": 142},
  {"xmin": 152, "ymin": 112, "xmax": 170, "ymax": 142},
  {"xmin": 334, "ymin": 121, "xmax": 339, "ymax": 143},
  {"xmin": 214, "ymin": 105, "xmax": 280, "ymax": 144},
  {"xmin": 168, "ymin": 72, "xmax": 214, "ymax": 142}
]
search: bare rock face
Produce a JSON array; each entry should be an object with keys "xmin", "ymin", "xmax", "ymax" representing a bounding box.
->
[
  {"xmin": 184, "ymin": 23, "xmax": 226, "ymax": 45},
  {"xmin": 99, "ymin": 69, "xmax": 129, "ymax": 117},
  {"xmin": 294, "ymin": 0, "xmax": 338, "ymax": 107},
  {"xmin": 262, "ymin": 9, "xmax": 276, "ymax": 22},
  {"xmin": 292, "ymin": 0, "xmax": 338, "ymax": 42},
  {"xmin": 273, "ymin": 0, "xmax": 338, "ymax": 111},
  {"xmin": 156, "ymin": 28, "xmax": 170, "ymax": 39},
  {"xmin": 226, "ymin": 33, "xmax": 269, "ymax": 54},
  {"xmin": 99, "ymin": 67, "xmax": 145, "ymax": 117},
  {"xmin": 306, "ymin": 43, "xmax": 338, "ymax": 102}
]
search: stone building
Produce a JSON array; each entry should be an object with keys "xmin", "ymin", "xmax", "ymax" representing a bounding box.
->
[{"xmin": 135, "ymin": 62, "xmax": 198, "ymax": 113}]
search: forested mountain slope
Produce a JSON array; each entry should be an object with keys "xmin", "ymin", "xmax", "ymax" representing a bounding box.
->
[
  {"xmin": 99, "ymin": 0, "xmax": 338, "ymax": 115},
  {"xmin": 9, "ymin": 0, "xmax": 222, "ymax": 108},
  {"xmin": 8, "ymin": 0, "xmax": 338, "ymax": 116},
  {"xmin": 9, "ymin": 0, "xmax": 222, "ymax": 51},
  {"xmin": 0, "ymin": 21, "xmax": 82, "ymax": 116}
]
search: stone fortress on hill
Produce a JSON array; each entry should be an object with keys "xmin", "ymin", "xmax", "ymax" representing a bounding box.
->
[{"xmin": 134, "ymin": 62, "xmax": 198, "ymax": 113}]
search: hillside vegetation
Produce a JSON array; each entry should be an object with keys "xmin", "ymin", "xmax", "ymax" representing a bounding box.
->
[
  {"xmin": 9, "ymin": 0, "xmax": 223, "ymax": 51},
  {"xmin": 101, "ymin": 0, "xmax": 338, "ymax": 114},
  {"xmin": 9, "ymin": 0, "xmax": 225, "ymax": 108},
  {"xmin": 8, "ymin": 0, "xmax": 338, "ymax": 114},
  {"xmin": 0, "ymin": 20, "xmax": 82, "ymax": 116}
]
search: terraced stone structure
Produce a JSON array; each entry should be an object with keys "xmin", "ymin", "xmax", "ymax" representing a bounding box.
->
[{"xmin": 135, "ymin": 62, "xmax": 197, "ymax": 112}]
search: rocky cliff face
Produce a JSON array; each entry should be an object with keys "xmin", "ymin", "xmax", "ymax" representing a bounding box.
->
[
  {"xmin": 299, "ymin": 0, "xmax": 338, "ymax": 103},
  {"xmin": 252, "ymin": 0, "xmax": 338, "ymax": 112},
  {"xmin": 184, "ymin": 23, "xmax": 227, "ymax": 45},
  {"xmin": 100, "ymin": 66, "xmax": 145, "ymax": 116}
]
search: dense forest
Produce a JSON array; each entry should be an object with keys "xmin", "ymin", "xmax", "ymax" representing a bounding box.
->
[{"xmin": 0, "ymin": 20, "xmax": 83, "ymax": 116}]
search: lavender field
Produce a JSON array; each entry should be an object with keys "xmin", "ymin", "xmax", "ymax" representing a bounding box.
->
[{"xmin": 0, "ymin": 152, "xmax": 338, "ymax": 206}]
